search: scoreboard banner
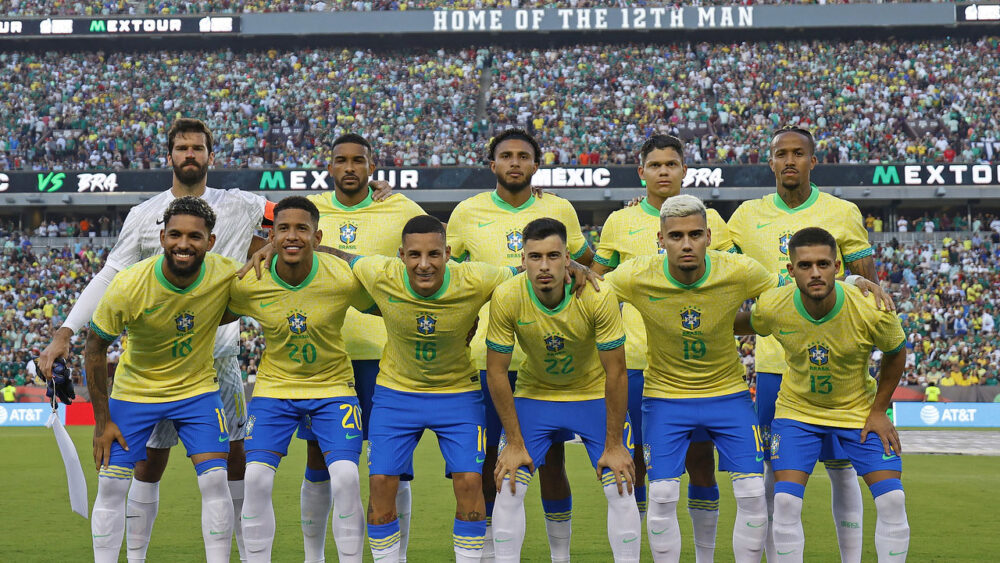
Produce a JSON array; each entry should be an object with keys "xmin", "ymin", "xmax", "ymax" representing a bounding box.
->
[
  {"xmin": 957, "ymin": 3, "xmax": 1000, "ymax": 22},
  {"xmin": 2, "ymin": 164, "xmax": 1000, "ymax": 194},
  {"xmin": 893, "ymin": 402, "xmax": 1000, "ymax": 428},
  {"xmin": 0, "ymin": 403, "xmax": 66, "ymax": 427},
  {"xmin": 0, "ymin": 15, "xmax": 238, "ymax": 37}
]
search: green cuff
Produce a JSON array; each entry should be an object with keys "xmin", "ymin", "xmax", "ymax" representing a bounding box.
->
[
  {"xmin": 596, "ymin": 335, "xmax": 626, "ymax": 351},
  {"xmin": 486, "ymin": 339, "xmax": 514, "ymax": 354},
  {"xmin": 89, "ymin": 320, "xmax": 117, "ymax": 343}
]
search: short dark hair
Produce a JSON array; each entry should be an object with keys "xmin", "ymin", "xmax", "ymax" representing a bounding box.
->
[
  {"xmin": 401, "ymin": 214, "xmax": 446, "ymax": 244},
  {"xmin": 161, "ymin": 196, "xmax": 216, "ymax": 232},
  {"xmin": 273, "ymin": 196, "xmax": 319, "ymax": 227},
  {"xmin": 488, "ymin": 128, "xmax": 541, "ymax": 164},
  {"xmin": 332, "ymin": 133, "xmax": 372, "ymax": 157},
  {"xmin": 167, "ymin": 118, "xmax": 213, "ymax": 154},
  {"xmin": 771, "ymin": 126, "xmax": 816, "ymax": 155},
  {"xmin": 523, "ymin": 217, "xmax": 567, "ymax": 244},
  {"xmin": 639, "ymin": 135, "xmax": 685, "ymax": 165},
  {"xmin": 787, "ymin": 227, "xmax": 837, "ymax": 256}
]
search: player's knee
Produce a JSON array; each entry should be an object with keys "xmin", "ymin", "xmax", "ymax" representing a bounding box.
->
[
  {"xmin": 648, "ymin": 479, "xmax": 680, "ymax": 506},
  {"xmin": 327, "ymin": 460, "xmax": 361, "ymax": 494},
  {"xmin": 305, "ymin": 440, "xmax": 326, "ymax": 470},
  {"xmin": 731, "ymin": 475, "xmax": 765, "ymax": 499},
  {"xmin": 92, "ymin": 507, "xmax": 122, "ymax": 549},
  {"xmin": 871, "ymin": 479, "xmax": 906, "ymax": 524},
  {"xmin": 684, "ymin": 442, "xmax": 716, "ymax": 486},
  {"xmin": 135, "ymin": 449, "xmax": 170, "ymax": 482},
  {"xmin": 452, "ymin": 471, "xmax": 483, "ymax": 497}
]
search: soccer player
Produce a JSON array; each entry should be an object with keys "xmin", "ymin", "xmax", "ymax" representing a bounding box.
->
[
  {"xmin": 593, "ymin": 134, "xmax": 733, "ymax": 561},
  {"xmin": 728, "ymin": 126, "xmax": 881, "ymax": 562},
  {"xmin": 85, "ymin": 197, "xmax": 240, "ymax": 563},
  {"xmin": 227, "ymin": 197, "xmax": 376, "ymax": 562},
  {"xmin": 299, "ymin": 133, "xmax": 425, "ymax": 562},
  {"xmin": 603, "ymin": 194, "xmax": 775, "ymax": 563},
  {"xmin": 447, "ymin": 128, "xmax": 592, "ymax": 562},
  {"xmin": 349, "ymin": 215, "xmax": 517, "ymax": 563},
  {"xmin": 486, "ymin": 218, "xmax": 641, "ymax": 563},
  {"xmin": 737, "ymin": 227, "xmax": 909, "ymax": 561}
]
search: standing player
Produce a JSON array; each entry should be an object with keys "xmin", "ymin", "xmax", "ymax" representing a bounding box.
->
[
  {"xmin": 593, "ymin": 134, "xmax": 733, "ymax": 561},
  {"xmin": 737, "ymin": 227, "xmax": 909, "ymax": 561},
  {"xmin": 298, "ymin": 133, "xmax": 425, "ymax": 562},
  {"xmin": 85, "ymin": 197, "xmax": 239, "ymax": 563},
  {"xmin": 447, "ymin": 128, "xmax": 592, "ymax": 562},
  {"xmin": 603, "ymin": 195, "xmax": 775, "ymax": 563},
  {"xmin": 228, "ymin": 197, "xmax": 376, "ymax": 562},
  {"xmin": 349, "ymin": 215, "xmax": 516, "ymax": 563},
  {"xmin": 486, "ymin": 218, "xmax": 641, "ymax": 563},
  {"xmin": 728, "ymin": 126, "xmax": 880, "ymax": 562}
]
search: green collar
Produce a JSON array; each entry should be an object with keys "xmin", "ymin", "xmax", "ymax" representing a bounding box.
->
[
  {"xmin": 794, "ymin": 282, "xmax": 845, "ymax": 324},
  {"xmin": 773, "ymin": 183, "xmax": 820, "ymax": 214},
  {"xmin": 639, "ymin": 197, "xmax": 660, "ymax": 218},
  {"xmin": 526, "ymin": 277, "xmax": 572, "ymax": 315},
  {"xmin": 490, "ymin": 190, "xmax": 536, "ymax": 213},
  {"xmin": 405, "ymin": 263, "xmax": 452, "ymax": 300},
  {"xmin": 269, "ymin": 254, "xmax": 319, "ymax": 291},
  {"xmin": 330, "ymin": 188, "xmax": 374, "ymax": 211},
  {"xmin": 663, "ymin": 254, "xmax": 712, "ymax": 290},
  {"xmin": 154, "ymin": 254, "xmax": 206, "ymax": 294}
]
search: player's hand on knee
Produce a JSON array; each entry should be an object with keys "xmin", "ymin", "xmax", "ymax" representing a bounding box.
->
[
  {"xmin": 495, "ymin": 442, "xmax": 533, "ymax": 493},
  {"xmin": 93, "ymin": 421, "xmax": 128, "ymax": 470},
  {"xmin": 861, "ymin": 411, "xmax": 901, "ymax": 456},
  {"xmin": 598, "ymin": 444, "xmax": 636, "ymax": 496},
  {"xmin": 237, "ymin": 243, "xmax": 276, "ymax": 280},
  {"xmin": 369, "ymin": 180, "xmax": 393, "ymax": 201}
]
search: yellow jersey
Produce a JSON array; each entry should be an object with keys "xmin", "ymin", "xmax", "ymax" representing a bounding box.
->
[
  {"xmin": 728, "ymin": 185, "xmax": 873, "ymax": 375},
  {"xmin": 595, "ymin": 198, "xmax": 733, "ymax": 369},
  {"xmin": 228, "ymin": 253, "xmax": 376, "ymax": 400},
  {"xmin": 605, "ymin": 251, "xmax": 779, "ymax": 398},
  {"xmin": 447, "ymin": 190, "xmax": 589, "ymax": 370},
  {"xmin": 90, "ymin": 253, "xmax": 238, "ymax": 403},
  {"xmin": 485, "ymin": 275, "xmax": 625, "ymax": 401},
  {"xmin": 750, "ymin": 282, "xmax": 905, "ymax": 428},
  {"xmin": 309, "ymin": 189, "xmax": 425, "ymax": 360},
  {"xmin": 350, "ymin": 254, "xmax": 515, "ymax": 393}
]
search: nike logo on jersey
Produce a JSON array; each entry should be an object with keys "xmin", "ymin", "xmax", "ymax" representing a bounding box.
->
[
  {"xmin": 756, "ymin": 454, "xmax": 765, "ymax": 462},
  {"xmin": 475, "ymin": 455, "xmax": 486, "ymax": 463},
  {"xmin": 882, "ymin": 453, "xmax": 897, "ymax": 460},
  {"xmin": 346, "ymin": 433, "xmax": 361, "ymax": 440},
  {"xmin": 628, "ymin": 228, "xmax": 646, "ymax": 235},
  {"xmin": 388, "ymin": 296, "xmax": 405, "ymax": 303},
  {"xmin": 218, "ymin": 436, "xmax": 229, "ymax": 443},
  {"xmin": 756, "ymin": 222, "xmax": 773, "ymax": 229},
  {"xmin": 259, "ymin": 300, "xmax": 279, "ymax": 308},
  {"xmin": 143, "ymin": 304, "xmax": 165, "ymax": 315},
  {"xmin": 778, "ymin": 330, "xmax": 798, "ymax": 335},
  {"xmin": 517, "ymin": 320, "xmax": 536, "ymax": 326},
  {"xmin": 478, "ymin": 221, "xmax": 496, "ymax": 228},
  {"xmin": 648, "ymin": 296, "xmax": 668, "ymax": 302}
]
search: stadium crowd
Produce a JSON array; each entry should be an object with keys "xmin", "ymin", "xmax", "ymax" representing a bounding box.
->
[
  {"xmin": 2, "ymin": 0, "xmax": 945, "ymax": 17},
  {"xmin": 4, "ymin": 220, "xmax": 1000, "ymax": 393},
  {"xmin": 1, "ymin": 37, "xmax": 998, "ymax": 170}
]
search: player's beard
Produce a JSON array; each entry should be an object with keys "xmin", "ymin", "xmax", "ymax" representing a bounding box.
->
[
  {"xmin": 173, "ymin": 160, "xmax": 208, "ymax": 186},
  {"xmin": 497, "ymin": 172, "xmax": 532, "ymax": 193},
  {"xmin": 164, "ymin": 251, "xmax": 205, "ymax": 278},
  {"xmin": 336, "ymin": 175, "xmax": 367, "ymax": 197}
]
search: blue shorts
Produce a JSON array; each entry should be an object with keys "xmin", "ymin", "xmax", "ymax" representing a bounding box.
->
[
  {"xmin": 246, "ymin": 396, "xmax": 362, "ymax": 464},
  {"xmin": 756, "ymin": 372, "xmax": 849, "ymax": 462},
  {"xmin": 642, "ymin": 391, "xmax": 763, "ymax": 481},
  {"xmin": 482, "ymin": 370, "xmax": 573, "ymax": 447},
  {"xmin": 770, "ymin": 418, "xmax": 902, "ymax": 476},
  {"xmin": 108, "ymin": 391, "xmax": 229, "ymax": 466},
  {"xmin": 502, "ymin": 398, "xmax": 633, "ymax": 471},
  {"xmin": 368, "ymin": 386, "xmax": 485, "ymax": 479},
  {"xmin": 298, "ymin": 360, "xmax": 379, "ymax": 441},
  {"xmin": 627, "ymin": 370, "xmax": 645, "ymax": 455}
]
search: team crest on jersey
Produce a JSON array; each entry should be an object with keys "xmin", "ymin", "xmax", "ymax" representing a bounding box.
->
[
  {"xmin": 245, "ymin": 415, "xmax": 255, "ymax": 438},
  {"xmin": 778, "ymin": 231, "xmax": 795, "ymax": 255},
  {"xmin": 544, "ymin": 333, "xmax": 565, "ymax": 353},
  {"xmin": 416, "ymin": 313, "xmax": 437, "ymax": 336},
  {"xmin": 339, "ymin": 223, "xmax": 358, "ymax": 244},
  {"xmin": 680, "ymin": 307, "xmax": 702, "ymax": 331},
  {"xmin": 506, "ymin": 230, "xmax": 524, "ymax": 252},
  {"xmin": 174, "ymin": 311, "xmax": 195, "ymax": 333},
  {"xmin": 808, "ymin": 342, "xmax": 830, "ymax": 366},
  {"xmin": 287, "ymin": 310, "xmax": 308, "ymax": 334}
]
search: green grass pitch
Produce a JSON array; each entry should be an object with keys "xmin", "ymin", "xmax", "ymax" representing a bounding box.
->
[{"xmin": 2, "ymin": 426, "xmax": 996, "ymax": 561}]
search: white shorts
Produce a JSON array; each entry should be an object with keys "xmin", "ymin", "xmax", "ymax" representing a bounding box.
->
[{"xmin": 146, "ymin": 356, "xmax": 248, "ymax": 448}]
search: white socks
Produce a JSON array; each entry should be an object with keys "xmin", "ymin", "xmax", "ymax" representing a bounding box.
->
[
  {"xmin": 300, "ymin": 471, "xmax": 333, "ymax": 562},
  {"xmin": 328, "ymin": 460, "xmax": 365, "ymax": 563},
  {"xmin": 492, "ymin": 473, "xmax": 530, "ymax": 562},
  {"xmin": 772, "ymin": 482, "xmax": 806, "ymax": 563},
  {"xmin": 125, "ymin": 479, "xmax": 159, "ymax": 563},
  {"xmin": 826, "ymin": 462, "xmax": 864, "ymax": 563},
  {"xmin": 687, "ymin": 485, "xmax": 720, "ymax": 563},
  {"xmin": 763, "ymin": 461, "xmax": 777, "ymax": 562},
  {"xmin": 396, "ymin": 480, "xmax": 413, "ymax": 562},
  {"xmin": 602, "ymin": 475, "xmax": 641, "ymax": 563},
  {"xmin": 229, "ymin": 480, "xmax": 247, "ymax": 562},
  {"xmin": 730, "ymin": 476, "xmax": 767, "ymax": 563},
  {"xmin": 242, "ymin": 464, "xmax": 277, "ymax": 562},
  {"xmin": 93, "ymin": 469, "xmax": 133, "ymax": 563},
  {"xmin": 646, "ymin": 479, "xmax": 681, "ymax": 562},
  {"xmin": 872, "ymin": 484, "xmax": 909, "ymax": 561},
  {"xmin": 197, "ymin": 466, "xmax": 235, "ymax": 563}
]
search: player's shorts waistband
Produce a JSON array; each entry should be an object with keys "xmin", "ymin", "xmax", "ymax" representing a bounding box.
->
[{"xmin": 644, "ymin": 390, "xmax": 752, "ymax": 404}]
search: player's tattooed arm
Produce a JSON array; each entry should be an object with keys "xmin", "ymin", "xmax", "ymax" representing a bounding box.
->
[
  {"xmin": 597, "ymin": 346, "xmax": 635, "ymax": 495},
  {"xmin": 845, "ymin": 255, "xmax": 878, "ymax": 284},
  {"xmin": 316, "ymin": 245, "xmax": 360, "ymax": 264},
  {"xmin": 85, "ymin": 330, "xmax": 128, "ymax": 470},
  {"xmin": 861, "ymin": 347, "xmax": 905, "ymax": 457}
]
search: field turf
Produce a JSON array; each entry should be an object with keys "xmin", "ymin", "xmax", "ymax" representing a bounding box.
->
[{"xmin": 2, "ymin": 426, "xmax": 997, "ymax": 561}]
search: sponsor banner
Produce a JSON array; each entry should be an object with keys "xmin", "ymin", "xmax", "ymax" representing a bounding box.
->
[
  {"xmin": 957, "ymin": 3, "xmax": 1000, "ymax": 21},
  {"xmin": 0, "ymin": 403, "xmax": 66, "ymax": 427},
  {"xmin": 893, "ymin": 401, "xmax": 1000, "ymax": 428},
  {"xmin": 0, "ymin": 16, "xmax": 237, "ymax": 38},
  {"xmin": 1, "ymin": 164, "xmax": 999, "ymax": 194}
]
